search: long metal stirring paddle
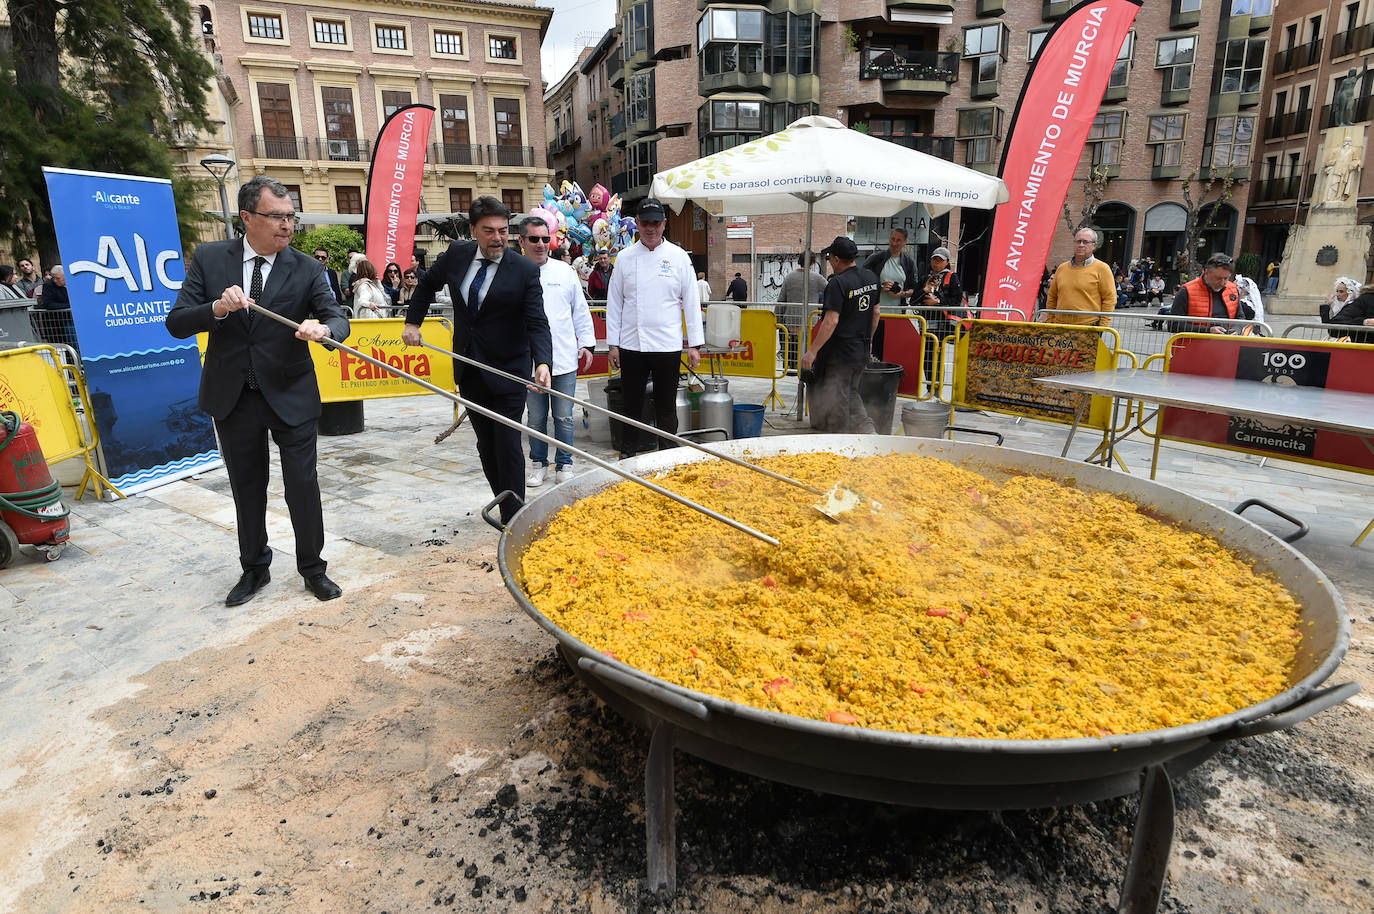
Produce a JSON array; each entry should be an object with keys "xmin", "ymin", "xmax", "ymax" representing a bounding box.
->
[
  {"xmin": 245, "ymin": 303, "xmax": 779, "ymax": 545},
  {"xmin": 409, "ymin": 337, "xmax": 869, "ymax": 520}
]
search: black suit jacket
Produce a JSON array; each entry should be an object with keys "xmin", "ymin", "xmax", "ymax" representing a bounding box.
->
[
  {"xmin": 405, "ymin": 241, "xmax": 552, "ymax": 396},
  {"xmin": 324, "ymin": 267, "xmax": 344, "ymax": 306},
  {"xmin": 167, "ymin": 240, "xmax": 350, "ymax": 426}
]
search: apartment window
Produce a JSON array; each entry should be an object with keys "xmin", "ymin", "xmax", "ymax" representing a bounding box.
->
[
  {"xmin": 1088, "ymin": 112, "xmax": 1125, "ymax": 166},
  {"xmin": 313, "ymin": 19, "xmax": 346, "ymax": 45},
  {"xmin": 494, "ymin": 98, "xmax": 523, "ymax": 147},
  {"xmin": 628, "ymin": 140, "xmax": 656, "ymax": 189},
  {"xmin": 335, "ymin": 186, "xmax": 363, "ymax": 214},
  {"xmin": 321, "ymin": 87, "xmax": 356, "ymax": 142},
  {"xmin": 1028, "ymin": 29, "xmax": 1049, "ymax": 61},
  {"xmin": 1233, "ymin": 0, "xmax": 1275, "ymax": 14},
  {"xmin": 375, "ymin": 24, "xmax": 407, "ymax": 50},
  {"xmin": 710, "ymin": 99, "xmax": 762, "ymax": 132},
  {"xmin": 1177, "ymin": 0, "xmax": 1201, "ymax": 11},
  {"xmin": 1204, "ymin": 116, "xmax": 1254, "ymax": 168},
  {"xmin": 627, "ymin": 72, "xmax": 652, "ymax": 123},
  {"xmin": 489, "ymin": 35, "xmax": 517, "ymax": 60},
  {"xmin": 501, "ymin": 189, "xmax": 524, "ymax": 213},
  {"xmin": 450, "ymin": 187, "xmax": 473, "ymax": 215},
  {"xmin": 1155, "ymin": 36, "xmax": 1196, "ymax": 91},
  {"xmin": 964, "ymin": 23, "xmax": 1005, "ymax": 82},
  {"xmin": 434, "ymin": 29, "xmax": 464, "ymax": 56},
  {"xmin": 788, "ymin": 13, "xmax": 815, "ymax": 75},
  {"xmin": 957, "ymin": 107, "xmax": 1000, "ymax": 165},
  {"xmin": 1219, "ymin": 38, "xmax": 1266, "ymax": 94},
  {"xmin": 256, "ymin": 82, "xmax": 297, "ymax": 158},
  {"xmin": 282, "ymin": 185, "xmax": 303, "ymax": 213},
  {"xmin": 382, "ymin": 90, "xmax": 412, "ymax": 118},
  {"xmin": 698, "ymin": 7, "xmax": 765, "ymax": 46},
  {"xmin": 1147, "ymin": 113, "xmax": 1186, "ymax": 166},
  {"xmin": 623, "ymin": 2, "xmax": 648, "ymax": 58},
  {"xmin": 1110, "ymin": 32, "xmax": 1134, "ymax": 88},
  {"xmin": 247, "ymin": 13, "xmax": 283, "ymax": 40}
]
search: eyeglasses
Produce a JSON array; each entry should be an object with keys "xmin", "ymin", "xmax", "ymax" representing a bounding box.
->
[
  {"xmin": 404, "ymin": 272, "xmax": 417, "ymax": 279},
  {"xmin": 385, "ymin": 267, "xmax": 400, "ymax": 274},
  {"xmin": 525, "ymin": 236, "xmax": 551, "ymax": 244},
  {"xmin": 252, "ymin": 211, "xmax": 299, "ymax": 225},
  {"xmin": 314, "ymin": 254, "xmax": 329, "ymax": 262}
]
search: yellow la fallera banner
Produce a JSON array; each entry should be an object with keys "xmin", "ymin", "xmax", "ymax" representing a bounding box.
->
[
  {"xmin": 197, "ymin": 318, "xmax": 456, "ymax": 403},
  {"xmin": 316, "ymin": 318, "xmax": 455, "ymax": 402},
  {"xmin": 704, "ymin": 308, "xmax": 778, "ymax": 379}
]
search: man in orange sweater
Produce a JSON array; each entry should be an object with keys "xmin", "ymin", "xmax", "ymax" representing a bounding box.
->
[{"xmin": 1044, "ymin": 228, "xmax": 1117, "ymax": 326}]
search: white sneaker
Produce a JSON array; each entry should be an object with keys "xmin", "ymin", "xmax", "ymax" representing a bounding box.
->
[
  {"xmin": 555, "ymin": 466, "xmax": 573, "ymax": 484},
  {"xmin": 527, "ymin": 464, "xmax": 546, "ymax": 487}
]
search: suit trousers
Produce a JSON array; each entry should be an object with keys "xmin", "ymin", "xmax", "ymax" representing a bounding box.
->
[
  {"xmin": 462, "ymin": 368, "xmax": 527, "ymax": 522},
  {"xmin": 214, "ymin": 386, "xmax": 327, "ymax": 578},
  {"xmin": 618, "ymin": 349, "xmax": 682, "ymax": 456}
]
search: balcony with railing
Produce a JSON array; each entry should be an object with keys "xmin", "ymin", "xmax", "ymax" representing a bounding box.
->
[
  {"xmin": 1273, "ymin": 38, "xmax": 1323, "ymax": 75},
  {"xmin": 859, "ymin": 48, "xmax": 959, "ymax": 94},
  {"xmin": 431, "ymin": 143, "xmax": 482, "ymax": 166},
  {"xmin": 252, "ymin": 134, "xmax": 310, "ymax": 160},
  {"xmin": 874, "ymin": 133, "xmax": 956, "ymax": 160},
  {"xmin": 1330, "ymin": 22, "xmax": 1374, "ymax": 59},
  {"xmin": 1320, "ymin": 95, "xmax": 1374, "ymax": 128},
  {"xmin": 315, "ymin": 137, "xmax": 370, "ymax": 162},
  {"xmin": 1264, "ymin": 109, "xmax": 1312, "ymax": 139},
  {"xmin": 1253, "ymin": 172, "xmax": 1309, "ymax": 203},
  {"xmin": 488, "ymin": 144, "xmax": 534, "ymax": 168}
]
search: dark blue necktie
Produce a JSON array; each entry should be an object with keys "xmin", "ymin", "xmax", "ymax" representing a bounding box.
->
[{"xmin": 467, "ymin": 259, "xmax": 490, "ymax": 320}]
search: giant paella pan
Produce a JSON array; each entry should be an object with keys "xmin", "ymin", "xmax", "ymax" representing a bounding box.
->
[{"xmin": 489, "ymin": 435, "xmax": 1357, "ymax": 909}]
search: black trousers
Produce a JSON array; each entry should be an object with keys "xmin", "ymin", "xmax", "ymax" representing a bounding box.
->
[
  {"xmin": 618, "ymin": 348, "xmax": 682, "ymax": 456},
  {"xmin": 215, "ymin": 387, "xmax": 326, "ymax": 578},
  {"xmin": 461, "ymin": 368, "xmax": 527, "ymax": 522}
]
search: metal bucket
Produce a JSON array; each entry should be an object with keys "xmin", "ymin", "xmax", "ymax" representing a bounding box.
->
[{"xmin": 902, "ymin": 401, "xmax": 949, "ymax": 438}]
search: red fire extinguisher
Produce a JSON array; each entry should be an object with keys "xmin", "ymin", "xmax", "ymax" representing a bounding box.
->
[{"xmin": 0, "ymin": 410, "xmax": 70, "ymax": 566}]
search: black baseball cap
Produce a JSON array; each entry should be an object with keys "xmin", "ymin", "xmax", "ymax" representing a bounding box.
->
[
  {"xmin": 821, "ymin": 236, "xmax": 858, "ymax": 260},
  {"xmin": 636, "ymin": 198, "xmax": 667, "ymax": 221}
]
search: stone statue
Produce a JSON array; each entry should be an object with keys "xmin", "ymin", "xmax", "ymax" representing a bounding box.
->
[
  {"xmin": 1321, "ymin": 137, "xmax": 1362, "ymax": 204},
  {"xmin": 1332, "ymin": 63, "xmax": 1368, "ymax": 127}
]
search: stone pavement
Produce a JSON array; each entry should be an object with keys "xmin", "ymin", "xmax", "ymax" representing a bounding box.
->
[{"xmin": 2, "ymin": 373, "xmax": 1372, "ymax": 809}]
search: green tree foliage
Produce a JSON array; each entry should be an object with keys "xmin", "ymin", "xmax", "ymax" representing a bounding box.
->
[
  {"xmin": 0, "ymin": 0, "xmax": 214, "ymax": 265},
  {"xmin": 1236, "ymin": 252, "xmax": 1263, "ymax": 282},
  {"xmin": 292, "ymin": 225, "xmax": 366, "ymax": 271}
]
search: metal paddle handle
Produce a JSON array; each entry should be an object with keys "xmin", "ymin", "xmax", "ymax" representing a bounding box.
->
[
  {"xmin": 246, "ymin": 303, "xmax": 779, "ymax": 545},
  {"xmin": 414, "ymin": 338, "xmax": 827, "ymax": 498}
]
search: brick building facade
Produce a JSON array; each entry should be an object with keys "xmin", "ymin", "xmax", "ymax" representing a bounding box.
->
[
  {"xmin": 1246, "ymin": 0, "xmax": 1374, "ymax": 284},
  {"xmin": 186, "ymin": 0, "xmax": 552, "ymax": 261}
]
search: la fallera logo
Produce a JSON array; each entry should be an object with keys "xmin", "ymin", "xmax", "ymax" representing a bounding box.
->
[{"xmin": 339, "ymin": 347, "xmax": 431, "ymax": 381}]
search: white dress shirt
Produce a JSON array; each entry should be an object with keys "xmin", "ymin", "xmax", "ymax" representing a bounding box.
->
[
  {"xmin": 242, "ymin": 242, "xmax": 278, "ymax": 293},
  {"xmin": 459, "ymin": 249, "xmax": 503, "ymax": 311},
  {"xmin": 606, "ymin": 238, "xmax": 703, "ymax": 351},
  {"xmin": 539, "ymin": 259, "xmax": 596, "ymax": 375}
]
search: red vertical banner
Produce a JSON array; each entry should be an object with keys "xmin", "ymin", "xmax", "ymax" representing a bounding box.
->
[
  {"xmin": 979, "ymin": 0, "xmax": 1142, "ymax": 320},
  {"xmin": 364, "ymin": 104, "xmax": 436, "ymax": 273}
]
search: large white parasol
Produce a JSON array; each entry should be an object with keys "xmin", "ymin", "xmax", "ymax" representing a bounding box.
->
[{"xmin": 650, "ymin": 115, "xmax": 1008, "ymax": 414}]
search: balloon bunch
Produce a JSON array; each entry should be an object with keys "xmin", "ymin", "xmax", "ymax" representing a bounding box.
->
[{"xmin": 527, "ymin": 181, "xmax": 637, "ymax": 263}]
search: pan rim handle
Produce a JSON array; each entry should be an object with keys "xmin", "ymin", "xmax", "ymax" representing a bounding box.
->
[
  {"xmin": 481, "ymin": 490, "xmax": 523, "ymax": 531},
  {"xmin": 577, "ymin": 656, "xmax": 711, "ymax": 721},
  {"xmin": 1211, "ymin": 681, "xmax": 1361, "ymax": 742}
]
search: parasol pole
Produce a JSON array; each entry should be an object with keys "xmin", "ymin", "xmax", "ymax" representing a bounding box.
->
[{"xmin": 794, "ymin": 193, "xmax": 817, "ymax": 420}]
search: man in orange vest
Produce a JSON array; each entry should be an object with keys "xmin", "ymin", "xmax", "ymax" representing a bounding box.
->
[{"xmin": 1167, "ymin": 252, "xmax": 1244, "ymax": 334}]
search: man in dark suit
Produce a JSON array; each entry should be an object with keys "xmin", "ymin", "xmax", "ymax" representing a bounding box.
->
[
  {"xmin": 167, "ymin": 176, "xmax": 350, "ymax": 606},
  {"xmin": 313, "ymin": 247, "xmax": 345, "ymax": 307},
  {"xmin": 402, "ymin": 195, "xmax": 551, "ymax": 523}
]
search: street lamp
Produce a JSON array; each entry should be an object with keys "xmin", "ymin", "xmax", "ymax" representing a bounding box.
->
[{"xmin": 199, "ymin": 153, "xmax": 236, "ymax": 241}]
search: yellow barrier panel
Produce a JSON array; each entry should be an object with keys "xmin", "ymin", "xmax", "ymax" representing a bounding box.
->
[
  {"xmin": 952, "ymin": 321, "xmax": 1117, "ymax": 430},
  {"xmin": 714, "ymin": 309, "xmax": 779, "ymax": 379},
  {"xmin": 0, "ymin": 345, "xmax": 121, "ymax": 500}
]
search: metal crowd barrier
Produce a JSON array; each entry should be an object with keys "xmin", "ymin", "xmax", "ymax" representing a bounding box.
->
[
  {"xmin": 1277, "ymin": 320, "xmax": 1374, "ymax": 344},
  {"xmin": 1034, "ymin": 310, "xmax": 1272, "ymax": 370},
  {"xmin": 26, "ymin": 307, "xmax": 80, "ymax": 357}
]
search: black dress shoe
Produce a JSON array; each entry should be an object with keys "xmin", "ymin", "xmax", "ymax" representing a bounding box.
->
[
  {"xmin": 304, "ymin": 572, "xmax": 342, "ymax": 601},
  {"xmin": 225, "ymin": 568, "xmax": 270, "ymax": 606}
]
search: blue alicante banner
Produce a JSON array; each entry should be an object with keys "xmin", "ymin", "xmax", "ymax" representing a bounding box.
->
[{"xmin": 42, "ymin": 167, "xmax": 221, "ymax": 493}]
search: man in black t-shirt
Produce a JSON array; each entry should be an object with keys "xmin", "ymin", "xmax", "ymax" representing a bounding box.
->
[{"xmin": 801, "ymin": 236, "xmax": 880, "ymax": 433}]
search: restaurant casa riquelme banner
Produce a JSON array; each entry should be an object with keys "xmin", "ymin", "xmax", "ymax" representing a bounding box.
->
[
  {"xmin": 42, "ymin": 167, "xmax": 221, "ymax": 494},
  {"xmin": 980, "ymin": 0, "xmax": 1143, "ymax": 319}
]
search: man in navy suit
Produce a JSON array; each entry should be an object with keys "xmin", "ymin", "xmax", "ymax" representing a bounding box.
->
[
  {"xmin": 313, "ymin": 247, "xmax": 345, "ymax": 306},
  {"xmin": 168, "ymin": 176, "xmax": 350, "ymax": 606},
  {"xmin": 403, "ymin": 195, "xmax": 552, "ymax": 523}
]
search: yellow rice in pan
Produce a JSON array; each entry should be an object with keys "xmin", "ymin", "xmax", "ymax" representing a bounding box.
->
[{"xmin": 520, "ymin": 452, "xmax": 1301, "ymax": 740}]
